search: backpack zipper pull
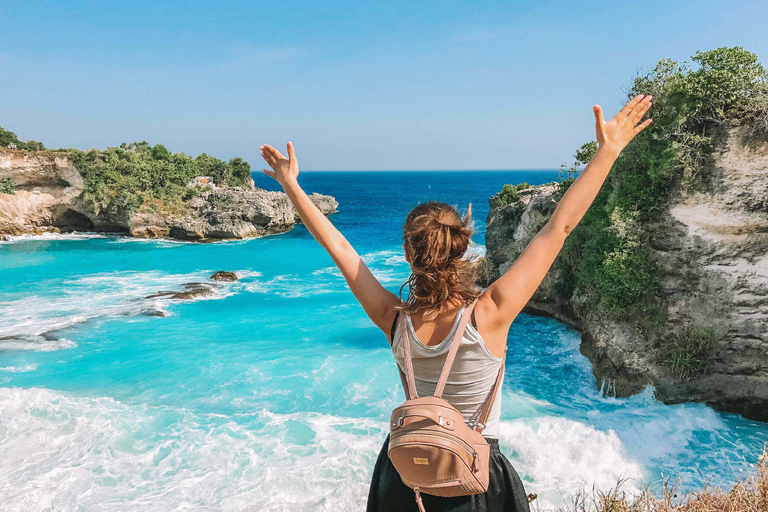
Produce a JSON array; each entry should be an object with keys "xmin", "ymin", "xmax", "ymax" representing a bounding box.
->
[{"xmin": 414, "ymin": 487, "xmax": 426, "ymax": 512}]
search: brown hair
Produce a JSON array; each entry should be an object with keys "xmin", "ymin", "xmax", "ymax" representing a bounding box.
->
[{"xmin": 397, "ymin": 201, "xmax": 482, "ymax": 320}]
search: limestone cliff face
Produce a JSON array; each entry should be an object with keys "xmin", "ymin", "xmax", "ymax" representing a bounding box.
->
[
  {"xmin": 0, "ymin": 149, "xmax": 338, "ymax": 241},
  {"xmin": 485, "ymin": 124, "xmax": 768, "ymax": 421},
  {"xmin": 0, "ymin": 150, "xmax": 87, "ymax": 236}
]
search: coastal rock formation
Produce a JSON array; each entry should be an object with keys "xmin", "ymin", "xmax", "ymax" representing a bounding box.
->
[
  {"xmin": 146, "ymin": 282, "xmax": 217, "ymax": 301},
  {"xmin": 0, "ymin": 149, "xmax": 338, "ymax": 241},
  {"xmin": 210, "ymin": 271, "xmax": 238, "ymax": 282},
  {"xmin": 485, "ymin": 124, "xmax": 768, "ymax": 421}
]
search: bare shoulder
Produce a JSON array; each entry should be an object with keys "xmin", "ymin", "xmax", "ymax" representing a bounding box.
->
[{"xmin": 473, "ymin": 292, "xmax": 510, "ymax": 359}]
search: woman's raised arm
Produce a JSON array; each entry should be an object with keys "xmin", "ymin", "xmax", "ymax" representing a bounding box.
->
[
  {"xmin": 261, "ymin": 143, "xmax": 401, "ymax": 335},
  {"xmin": 479, "ymin": 95, "xmax": 653, "ymax": 337}
]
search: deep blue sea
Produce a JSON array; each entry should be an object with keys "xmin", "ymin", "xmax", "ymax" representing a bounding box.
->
[{"xmin": 1, "ymin": 170, "xmax": 766, "ymax": 511}]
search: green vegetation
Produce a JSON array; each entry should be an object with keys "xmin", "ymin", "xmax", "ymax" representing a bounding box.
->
[
  {"xmin": 495, "ymin": 182, "xmax": 531, "ymax": 207},
  {"xmin": 661, "ymin": 327, "xmax": 719, "ymax": 382},
  {"xmin": 557, "ymin": 142, "xmax": 597, "ymax": 194},
  {"xmin": 0, "ymin": 177, "xmax": 15, "ymax": 195},
  {"xmin": 0, "ymin": 126, "xmax": 46, "ymax": 151},
  {"xmin": 541, "ymin": 47, "xmax": 768, "ymax": 331},
  {"xmin": 1, "ymin": 124, "xmax": 253, "ymax": 216},
  {"xmin": 72, "ymin": 142, "xmax": 251, "ymax": 216}
]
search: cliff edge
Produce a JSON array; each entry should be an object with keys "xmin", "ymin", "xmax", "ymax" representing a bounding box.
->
[
  {"xmin": 0, "ymin": 148, "xmax": 338, "ymax": 241},
  {"xmin": 485, "ymin": 122, "xmax": 768, "ymax": 421}
]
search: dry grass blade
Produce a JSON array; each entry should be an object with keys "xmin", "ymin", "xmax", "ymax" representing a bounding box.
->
[{"xmin": 554, "ymin": 444, "xmax": 767, "ymax": 512}]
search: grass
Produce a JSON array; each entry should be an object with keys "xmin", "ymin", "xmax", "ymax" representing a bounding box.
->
[
  {"xmin": 533, "ymin": 445, "xmax": 768, "ymax": 512},
  {"xmin": 661, "ymin": 327, "xmax": 719, "ymax": 382}
]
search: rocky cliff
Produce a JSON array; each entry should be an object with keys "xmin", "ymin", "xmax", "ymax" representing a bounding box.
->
[
  {"xmin": 0, "ymin": 149, "xmax": 338, "ymax": 241},
  {"xmin": 485, "ymin": 123, "xmax": 768, "ymax": 421}
]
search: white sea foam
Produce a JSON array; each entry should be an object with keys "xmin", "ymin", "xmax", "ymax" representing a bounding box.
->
[
  {"xmin": 498, "ymin": 416, "xmax": 645, "ymax": 510},
  {"xmin": 466, "ymin": 240, "xmax": 486, "ymax": 259},
  {"xmin": 0, "ymin": 232, "xmax": 110, "ymax": 244},
  {"xmin": 245, "ymin": 249, "xmax": 407, "ymax": 298},
  {"xmin": 0, "ymin": 336, "xmax": 77, "ymax": 352},
  {"xmin": 0, "ymin": 364, "xmax": 38, "ymax": 373},
  {"xmin": 0, "ymin": 270, "xmax": 256, "ymax": 351},
  {"xmin": 0, "ymin": 386, "xmax": 653, "ymax": 512},
  {"xmin": 0, "ymin": 387, "xmax": 385, "ymax": 511}
]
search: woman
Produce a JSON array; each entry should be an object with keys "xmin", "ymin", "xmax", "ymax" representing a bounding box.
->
[{"xmin": 260, "ymin": 94, "xmax": 653, "ymax": 511}]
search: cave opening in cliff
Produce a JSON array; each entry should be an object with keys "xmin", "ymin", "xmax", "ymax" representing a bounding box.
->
[{"xmin": 53, "ymin": 209, "xmax": 95, "ymax": 232}]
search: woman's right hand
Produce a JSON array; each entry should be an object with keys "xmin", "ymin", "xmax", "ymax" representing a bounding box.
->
[
  {"xmin": 593, "ymin": 94, "xmax": 653, "ymax": 156},
  {"xmin": 260, "ymin": 142, "xmax": 300, "ymax": 189}
]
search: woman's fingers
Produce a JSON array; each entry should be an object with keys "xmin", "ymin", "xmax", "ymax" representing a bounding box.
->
[
  {"xmin": 260, "ymin": 144, "xmax": 286, "ymax": 165},
  {"xmin": 593, "ymin": 105, "xmax": 605, "ymax": 126},
  {"xmin": 262, "ymin": 168, "xmax": 276, "ymax": 180},
  {"xmin": 619, "ymin": 94, "xmax": 645, "ymax": 118},
  {"xmin": 593, "ymin": 105, "xmax": 606, "ymax": 141},
  {"xmin": 633, "ymin": 118, "xmax": 653, "ymax": 135},
  {"xmin": 267, "ymin": 145, "xmax": 286, "ymax": 161},
  {"xmin": 259, "ymin": 145, "xmax": 275, "ymax": 166},
  {"xmin": 629, "ymin": 96, "xmax": 652, "ymax": 125},
  {"xmin": 287, "ymin": 141, "xmax": 296, "ymax": 162}
]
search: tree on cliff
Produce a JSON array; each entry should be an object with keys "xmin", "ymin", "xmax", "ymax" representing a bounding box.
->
[
  {"xmin": 498, "ymin": 47, "xmax": 768, "ymax": 383},
  {"xmin": 72, "ymin": 142, "xmax": 252, "ymax": 216},
  {"xmin": 0, "ymin": 125, "xmax": 46, "ymax": 151}
]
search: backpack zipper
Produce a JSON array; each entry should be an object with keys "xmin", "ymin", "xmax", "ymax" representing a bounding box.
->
[
  {"xmin": 397, "ymin": 431, "xmax": 477, "ymax": 457},
  {"xmin": 391, "ymin": 429, "xmax": 479, "ymax": 467}
]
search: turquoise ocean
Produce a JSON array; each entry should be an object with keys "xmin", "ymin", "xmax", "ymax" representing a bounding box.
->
[{"xmin": 1, "ymin": 170, "xmax": 766, "ymax": 511}]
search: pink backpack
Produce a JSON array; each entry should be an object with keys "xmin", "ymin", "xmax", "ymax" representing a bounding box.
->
[{"xmin": 388, "ymin": 298, "xmax": 506, "ymax": 511}]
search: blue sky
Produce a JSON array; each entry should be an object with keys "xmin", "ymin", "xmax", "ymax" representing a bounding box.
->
[{"xmin": 1, "ymin": 1, "xmax": 766, "ymax": 170}]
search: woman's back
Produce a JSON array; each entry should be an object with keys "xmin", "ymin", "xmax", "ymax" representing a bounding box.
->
[{"xmin": 390, "ymin": 302, "xmax": 505, "ymax": 438}]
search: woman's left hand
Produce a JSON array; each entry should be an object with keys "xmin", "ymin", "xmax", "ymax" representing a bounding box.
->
[
  {"xmin": 593, "ymin": 94, "xmax": 653, "ymax": 156},
  {"xmin": 260, "ymin": 142, "xmax": 299, "ymax": 188}
]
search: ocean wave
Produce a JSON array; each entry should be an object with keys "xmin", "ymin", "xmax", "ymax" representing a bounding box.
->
[
  {"xmin": 0, "ymin": 232, "xmax": 110, "ymax": 244},
  {"xmin": 0, "ymin": 270, "xmax": 258, "ymax": 352},
  {"xmin": 498, "ymin": 416, "xmax": 645, "ymax": 507},
  {"xmin": 248, "ymin": 249, "xmax": 409, "ymax": 297},
  {"xmin": 466, "ymin": 240, "xmax": 487, "ymax": 258},
  {"xmin": 0, "ymin": 336, "xmax": 76, "ymax": 352},
  {"xmin": 0, "ymin": 363, "xmax": 38, "ymax": 373},
  {"xmin": 0, "ymin": 386, "xmax": 654, "ymax": 512},
  {"xmin": 0, "ymin": 387, "xmax": 385, "ymax": 512}
]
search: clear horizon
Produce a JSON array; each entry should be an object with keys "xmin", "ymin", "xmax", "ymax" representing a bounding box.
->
[{"xmin": 1, "ymin": 0, "xmax": 766, "ymax": 170}]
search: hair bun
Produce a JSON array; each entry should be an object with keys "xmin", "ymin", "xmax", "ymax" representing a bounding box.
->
[{"xmin": 399, "ymin": 201, "xmax": 481, "ymax": 321}]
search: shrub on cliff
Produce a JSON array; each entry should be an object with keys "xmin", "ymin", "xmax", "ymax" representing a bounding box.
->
[
  {"xmin": 73, "ymin": 142, "xmax": 252, "ymax": 215},
  {"xmin": 543, "ymin": 47, "xmax": 767, "ymax": 337},
  {"xmin": 0, "ymin": 177, "xmax": 15, "ymax": 195},
  {"xmin": 0, "ymin": 125, "xmax": 46, "ymax": 151},
  {"xmin": 496, "ymin": 182, "xmax": 532, "ymax": 207}
]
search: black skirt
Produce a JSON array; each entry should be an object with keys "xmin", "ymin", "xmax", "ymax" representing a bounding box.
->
[{"xmin": 366, "ymin": 433, "xmax": 532, "ymax": 512}]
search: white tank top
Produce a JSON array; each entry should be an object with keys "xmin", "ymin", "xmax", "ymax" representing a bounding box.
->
[{"xmin": 391, "ymin": 303, "xmax": 505, "ymax": 439}]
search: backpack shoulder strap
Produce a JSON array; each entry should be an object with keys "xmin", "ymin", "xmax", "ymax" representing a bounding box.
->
[
  {"xmin": 389, "ymin": 309, "xmax": 416, "ymax": 401},
  {"xmin": 475, "ymin": 349, "xmax": 506, "ymax": 433},
  {"xmin": 433, "ymin": 298, "xmax": 479, "ymax": 398},
  {"xmin": 399, "ymin": 309, "xmax": 419, "ymax": 400}
]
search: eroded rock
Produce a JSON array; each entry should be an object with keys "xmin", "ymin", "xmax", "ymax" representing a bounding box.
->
[
  {"xmin": 485, "ymin": 123, "xmax": 768, "ymax": 421},
  {"xmin": 0, "ymin": 149, "xmax": 339, "ymax": 241}
]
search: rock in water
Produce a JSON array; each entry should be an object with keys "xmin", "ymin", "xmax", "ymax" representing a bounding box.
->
[
  {"xmin": 485, "ymin": 123, "xmax": 768, "ymax": 422},
  {"xmin": 146, "ymin": 282, "xmax": 216, "ymax": 300},
  {"xmin": 210, "ymin": 271, "xmax": 238, "ymax": 282}
]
